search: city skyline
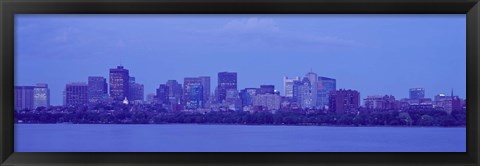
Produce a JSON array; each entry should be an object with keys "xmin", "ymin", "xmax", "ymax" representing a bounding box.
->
[{"xmin": 15, "ymin": 14, "xmax": 466, "ymax": 105}]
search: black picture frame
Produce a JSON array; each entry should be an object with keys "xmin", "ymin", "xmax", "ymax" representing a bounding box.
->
[{"xmin": 1, "ymin": 0, "xmax": 479, "ymax": 165}]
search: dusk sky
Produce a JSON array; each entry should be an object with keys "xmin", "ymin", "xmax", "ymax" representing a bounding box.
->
[{"xmin": 15, "ymin": 14, "xmax": 466, "ymax": 106}]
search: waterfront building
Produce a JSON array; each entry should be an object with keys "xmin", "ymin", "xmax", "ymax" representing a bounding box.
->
[
  {"xmin": 156, "ymin": 84, "xmax": 170, "ymax": 104},
  {"xmin": 364, "ymin": 95, "xmax": 396, "ymax": 110},
  {"xmin": 109, "ymin": 66, "xmax": 129, "ymax": 102},
  {"xmin": 65, "ymin": 82, "xmax": 88, "ymax": 106},
  {"xmin": 317, "ymin": 76, "xmax": 336, "ymax": 109},
  {"xmin": 184, "ymin": 77, "xmax": 204, "ymax": 109},
  {"xmin": 166, "ymin": 80, "xmax": 183, "ymax": 105},
  {"xmin": 33, "ymin": 83, "xmax": 50, "ymax": 108},
  {"xmin": 15, "ymin": 86, "xmax": 35, "ymax": 111},
  {"xmin": 329, "ymin": 89, "xmax": 360, "ymax": 114},
  {"xmin": 283, "ymin": 76, "xmax": 301, "ymax": 98},
  {"xmin": 128, "ymin": 77, "xmax": 144, "ymax": 102},
  {"xmin": 199, "ymin": 76, "xmax": 211, "ymax": 104},
  {"xmin": 87, "ymin": 76, "xmax": 108, "ymax": 104},
  {"xmin": 252, "ymin": 93, "xmax": 281, "ymax": 111},
  {"xmin": 216, "ymin": 72, "xmax": 237, "ymax": 102},
  {"xmin": 293, "ymin": 77, "xmax": 316, "ymax": 109}
]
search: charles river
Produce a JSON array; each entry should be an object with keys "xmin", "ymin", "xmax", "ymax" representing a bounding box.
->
[{"xmin": 15, "ymin": 124, "xmax": 465, "ymax": 152}]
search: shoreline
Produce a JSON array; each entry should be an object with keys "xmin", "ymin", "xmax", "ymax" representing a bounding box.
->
[{"xmin": 14, "ymin": 123, "xmax": 467, "ymax": 128}]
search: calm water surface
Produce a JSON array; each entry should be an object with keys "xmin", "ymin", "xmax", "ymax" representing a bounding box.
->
[{"xmin": 15, "ymin": 124, "xmax": 466, "ymax": 152}]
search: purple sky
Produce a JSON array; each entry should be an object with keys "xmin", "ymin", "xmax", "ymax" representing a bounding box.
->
[{"xmin": 15, "ymin": 14, "xmax": 466, "ymax": 106}]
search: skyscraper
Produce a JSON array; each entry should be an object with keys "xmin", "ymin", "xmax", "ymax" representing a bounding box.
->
[
  {"xmin": 294, "ymin": 77, "xmax": 316, "ymax": 109},
  {"xmin": 156, "ymin": 84, "xmax": 170, "ymax": 104},
  {"xmin": 65, "ymin": 82, "xmax": 88, "ymax": 106},
  {"xmin": 166, "ymin": 80, "xmax": 183, "ymax": 105},
  {"xmin": 184, "ymin": 77, "xmax": 204, "ymax": 109},
  {"xmin": 128, "ymin": 77, "xmax": 144, "ymax": 102},
  {"xmin": 33, "ymin": 83, "xmax": 50, "ymax": 108},
  {"xmin": 317, "ymin": 76, "xmax": 336, "ymax": 109},
  {"xmin": 283, "ymin": 76, "xmax": 300, "ymax": 98},
  {"xmin": 15, "ymin": 86, "xmax": 35, "ymax": 111},
  {"xmin": 216, "ymin": 72, "xmax": 237, "ymax": 102},
  {"xmin": 109, "ymin": 66, "xmax": 129, "ymax": 102},
  {"xmin": 199, "ymin": 76, "xmax": 211, "ymax": 104},
  {"xmin": 329, "ymin": 89, "xmax": 360, "ymax": 114},
  {"xmin": 88, "ymin": 76, "xmax": 108, "ymax": 104},
  {"xmin": 305, "ymin": 72, "xmax": 318, "ymax": 108}
]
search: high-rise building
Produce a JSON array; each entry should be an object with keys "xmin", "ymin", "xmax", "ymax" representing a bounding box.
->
[
  {"xmin": 293, "ymin": 77, "xmax": 316, "ymax": 109},
  {"xmin": 329, "ymin": 89, "xmax": 360, "ymax": 114},
  {"xmin": 146, "ymin": 93, "xmax": 156, "ymax": 104},
  {"xmin": 88, "ymin": 76, "xmax": 108, "ymax": 104},
  {"xmin": 216, "ymin": 72, "xmax": 237, "ymax": 102},
  {"xmin": 156, "ymin": 84, "xmax": 170, "ymax": 104},
  {"xmin": 258, "ymin": 85, "xmax": 275, "ymax": 95},
  {"xmin": 33, "ymin": 83, "xmax": 50, "ymax": 108},
  {"xmin": 240, "ymin": 88, "xmax": 258, "ymax": 107},
  {"xmin": 166, "ymin": 80, "xmax": 183, "ymax": 105},
  {"xmin": 317, "ymin": 76, "xmax": 336, "ymax": 109},
  {"xmin": 15, "ymin": 86, "xmax": 35, "ymax": 111},
  {"xmin": 199, "ymin": 76, "xmax": 211, "ymax": 104},
  {"xmin": 65, "ymin": 82, "xmax": 88, "ymax": 106},
  {"xmin": 128, "ymin": 77, "xmax": 144, "ymax": 102},
  {"xmin": 109, "ymin": 66, "xmax": 129, "ymax": 102},
  {"xmin": 184, "ymin": 77, "xmax": 204, "ymax": 109},
  {"xmin": 283, "ymin": 76, "xmax": 300, "ymax": 98},
  {"xmin": 409, "ymin": 88, "xmax": 425, "ymax": 100},
  {"xmin": 305, "ymin": 72, "xmax": 318, "ymax": 108}
]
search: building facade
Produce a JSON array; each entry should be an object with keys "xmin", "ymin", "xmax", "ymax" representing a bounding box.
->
[
  {"xmin": 65, "ymin": 82, "xmax": 88, "ymax": 106},
  {"xmin": 87, "ymin": 76, "xmax": 108, "ymax": 104},
  {"xmin": 33, "ymin": 83, "xmax": 50, "ymax": 108},
  {"xmin": 317, "ymin": 76, "xmax": 336, "ymax": 109},
  {"xmin": 15, "ymin": 86, "xmax": 35, "ymax": 111},
  {"xmin": 216, "ymin": 72, "xmax": 237, "ymax": 102},
  {"xmin": 329, "ymin": 89, "xmax": 360, "ymax": 114},
  {"xmin": 283, "ymin": 76, "xmax": 301, "ymax": 98},
  {"xmin": 109, "ymin": 66, "xmax": 130, "ymax": 102}
]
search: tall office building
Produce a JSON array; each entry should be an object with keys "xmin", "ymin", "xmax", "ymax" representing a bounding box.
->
[
  {"xmin": 184, "ymin": 77, "xmax": 204, "ymax": 109},
  {"xmin": 109, "ymin": 66, "xmax": 130, "ymax": 102},
  {"xmin": 258, "ymin": 85, "xmax": 275, "ymax": 95},
  {"xmin": 317, "ymin": 76, "xmax": 336, "ymax": 109},
  {"xmin": 166, "ymin": 80, "xmax": 183, "ymax": 105},
  {"xmin": 33, "ymin": 83, "xmax": 50, "ymax": 108},
  {"xmin": 199, "ymin": 76, "xmax": 211, "ymax": 104},
  {"xmin": 305, "ymin": 72, "xmax": 318, "ymax": 108},
  {"xmin": 329, "ymin": 89, "xmax": 360, "ymax": 114},
  {"xmin": 216, "ymin": 72, "xmax": 237, "ymax": 102},
  {"xmin": 15, "ymin": 86, "xmax": 35, "ymax": 111},
  {"xmin": 88, "ymin": 76, "xmax": 108, "ymax": 104},
  {"xmin": 65, "ymin": 82, "xmax": 88, "ymax": 106},
  {"xmin": 409, "ymin": 88, "xmax": 425, "ymax": 100},
  {"xmin": 293, "ymin": 77, "xmax": 316, "ymax": 109},
  {"xmin": 128, "ymin": 77, "xmax": 144, "ymax": 101},
  {"xmin": 156, "ymin": 84, "xmax": 170, "ymax": 104},
  {"xmin": 283, "ymin": 76, "xmax": 300, "ymax": 98},
  {"xmin": 252, "ymin": 93, "xmax": 282, "ymax": 111}
]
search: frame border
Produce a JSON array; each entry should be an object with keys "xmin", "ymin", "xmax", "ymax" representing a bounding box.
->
[{"xmin": 1, "ymin": 0, "xmax": 479, "ymax": 165}]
